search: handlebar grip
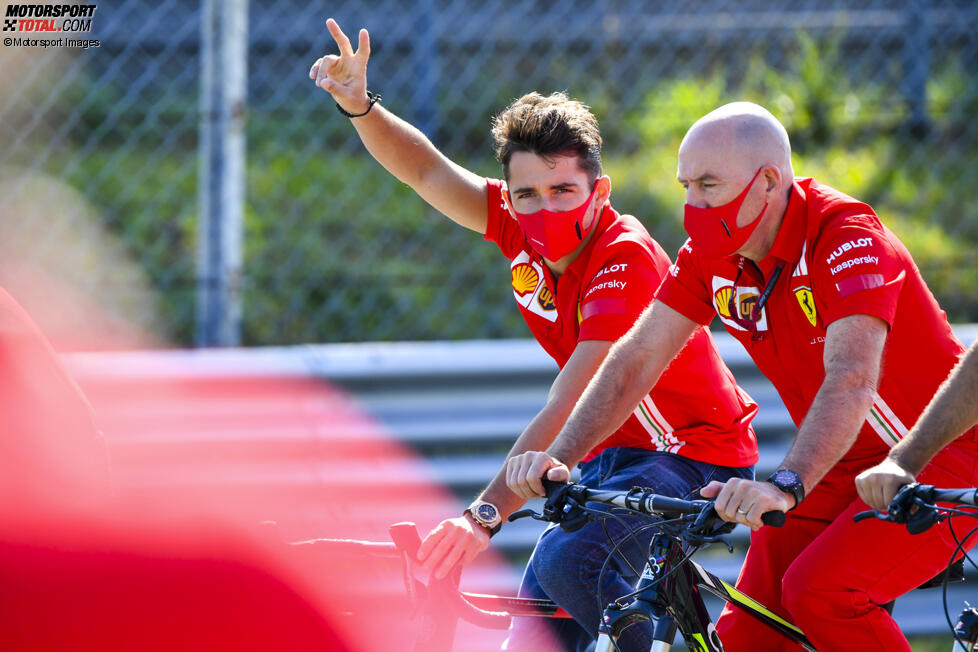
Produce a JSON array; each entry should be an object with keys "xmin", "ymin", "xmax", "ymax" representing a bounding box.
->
[
  {"xmin": 761, "ymin": 510, "xmax": 786, "ymax": 527},
  {"xmin": 542, "ymin": 478, "xmax": 569, "ymax": 498}
]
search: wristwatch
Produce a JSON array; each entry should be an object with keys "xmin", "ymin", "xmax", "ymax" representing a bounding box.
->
[
  {"xmin": 766, "ymin": 469, "xmax": 805, "ymax": 510},
  {"xmin": 464, "ymin": 500, "xmax": 502, "ymax": 537}
]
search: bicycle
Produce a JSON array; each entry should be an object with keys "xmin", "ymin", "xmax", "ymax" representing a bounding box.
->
[
  {"xmin": 854, "ymin": 483, "xmax": 978, "ymax": 652},
  {"xmin": 291, "ymin": 489, "xmax": 797, "ymax": 652},
  {"xmin": 504, "ymin": 479, "xmax": 804, "ymax": 652},
  {"xmin": 305, "ymin": 480, "xmax": 972, "ymax": 651}
]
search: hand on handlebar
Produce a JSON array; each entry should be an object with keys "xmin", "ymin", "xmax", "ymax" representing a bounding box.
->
[
  {"xmin": 700, "ymin": 478, "xmax": 792, "ymax": 531},
  {"xmin": 505, "ymin": 451, "xmax": 571, "ymax": 499},
  {"xmin": 854, "ymin": 458, "xmax": 916, "ymax": 512},
  {"xmin": 417, "ymin": 516, "xmax": 490, "ymax": 580},
  {"xmin": 852, "ymin": 483, "xmax": 944, "ymax": 534}
]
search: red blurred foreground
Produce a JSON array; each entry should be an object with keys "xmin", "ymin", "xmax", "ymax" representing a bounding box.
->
[{"xmin": 0, "ymin": 286, "xmax": 531, "ymax": 651}]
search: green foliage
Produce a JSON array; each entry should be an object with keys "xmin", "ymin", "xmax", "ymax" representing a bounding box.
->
[
  {"xmin": 613, "ymin": 35, "xmax": 978, "ymax": 324},
  {"xmin": 39, "ymin": 32, "xmax": 978, "ymax": 344}
]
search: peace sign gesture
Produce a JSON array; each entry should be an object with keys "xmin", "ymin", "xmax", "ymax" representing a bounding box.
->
[{"xmin": 310, "ymin": 18, "xmax": 371, "ymax": 115}]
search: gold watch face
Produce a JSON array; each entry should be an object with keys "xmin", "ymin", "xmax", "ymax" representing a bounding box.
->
[{"xmin": 475, "ymin": 503, "xmax": 498, "ymax": 524}]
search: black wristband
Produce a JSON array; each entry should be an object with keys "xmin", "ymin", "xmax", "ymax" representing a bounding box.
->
[{"xmin": 336, "ymin": 91, "xmax": 381, "ymax": 118}]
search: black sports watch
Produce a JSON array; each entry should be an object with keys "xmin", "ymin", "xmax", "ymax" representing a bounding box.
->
[
  {"xmin": 464, "ymin": 500, "xmax": 502, "ymax": 537},
  {"xmin": 766, "ymin": 469, "xmax": 806, "ymax": 510}
]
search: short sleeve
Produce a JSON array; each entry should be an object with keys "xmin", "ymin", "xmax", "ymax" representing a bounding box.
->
[
  {"xmin": 654, "ymin": 239, "xmax": 717, "ymax": 325},
  {"xmin": 483, "ymin": 178, "xmax": 527, "ymax": 259},
  {"xmin": 577, "ymin": 246, "xmax": 662, "ymax": 342},
  {"xmin": 810, "ymin": 217, "xmax": 906, "ymax": 327}
]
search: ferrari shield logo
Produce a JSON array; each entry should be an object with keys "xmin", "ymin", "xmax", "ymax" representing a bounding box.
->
[{"xmin": 794, "ymin": 286, "xmax": 817, "ymax": 327}]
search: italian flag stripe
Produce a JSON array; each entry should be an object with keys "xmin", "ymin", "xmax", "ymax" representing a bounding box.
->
[
  {"xmin": 637, "ymin": 401, "xmax": 665, "ymax": 437},
  {"xmin": 866, "ymin": 394, "xmax": 909, "ymax": 447}
]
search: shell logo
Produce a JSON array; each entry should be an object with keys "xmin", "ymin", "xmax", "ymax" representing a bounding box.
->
[
  {"xmin": 714, "ymin": 286, "xmax": 733, "ymax": 318},
  {"xmin": 512, "ymin": 263, "xmax": 539, "ymax": 296}
]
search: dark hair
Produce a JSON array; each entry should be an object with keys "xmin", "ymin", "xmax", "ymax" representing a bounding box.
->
[{"xmin": 491, "ymin": 92, "xmax": 602, "ymax": 182}]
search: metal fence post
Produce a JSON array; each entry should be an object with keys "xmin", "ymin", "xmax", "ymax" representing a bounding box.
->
[
  {"xmin": 197, "ymin": 0, "xmax": 248, "ymax": 346},
  {"xmin": 412, "ymin": 0, "xmax": 439, "ymax": 138},
  {"xmin": 902, "ymin": 0, "xmax": 930, "ymax": 135}
]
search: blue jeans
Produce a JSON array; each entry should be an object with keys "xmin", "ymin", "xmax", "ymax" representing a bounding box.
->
[{"xmin": 503, "ymin": 447, "xmax": 753, "ymax": 652}]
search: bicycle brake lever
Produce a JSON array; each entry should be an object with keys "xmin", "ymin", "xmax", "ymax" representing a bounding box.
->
[
  {"xmin": 507, "ymin": 508, "xmax": 539, "ymax": 523},
  {"xmin": 691, "ymin": 532, "xmax": 734, "ymax": 553},
  {"xmin": 853, "ymin": 509, "xmax": 886, "ymax": 523}
]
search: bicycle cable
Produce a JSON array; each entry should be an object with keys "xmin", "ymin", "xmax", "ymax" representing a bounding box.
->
[
  {"xmin": 600, "ymin": 507, "xmax": 661, "ymax": 577},
  {"xmin": 597, "ymin": 516, "xmax": 698, "ymax": 608},
  {"xmin": 612, "ymin": 541, "xmax": 702, "ymax": 607},
  {"xmin": 578, "ymin": 504, "xmax": 685, "ymax": 624},
  {"xmin": 586, "ymin": 506, "xmax": 671, "ymax": 617},
  {"xmin": 944, "ymin": 515, "xmax": 978, "ymax": 651},
  {"xmin": 589, "ymin": 511, "xmax": 681, "ymax": 652}
]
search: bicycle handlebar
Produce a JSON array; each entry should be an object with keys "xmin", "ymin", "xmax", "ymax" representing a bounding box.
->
[
  {"xmin": 853, "ymin": 483, "xmax": 978, "ymax": 534},
  {"xmin": 535, "ymin": 479, "xmax": 786, "ymax": 528}
]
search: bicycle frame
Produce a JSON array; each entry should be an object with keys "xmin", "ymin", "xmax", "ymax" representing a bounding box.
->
[{"xmin": 594, "ymin": 530, "xmax": 815, "ymax": 652}]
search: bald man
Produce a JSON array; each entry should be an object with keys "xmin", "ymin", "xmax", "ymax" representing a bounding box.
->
[{"xmin": 506, "ymin": 102, "xmax": 978, "ymax": 650}]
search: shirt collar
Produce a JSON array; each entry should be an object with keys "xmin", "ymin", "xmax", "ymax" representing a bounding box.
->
[{"xmin": 765, "ymin": 179, "xmax": 808, "ymax": 265}]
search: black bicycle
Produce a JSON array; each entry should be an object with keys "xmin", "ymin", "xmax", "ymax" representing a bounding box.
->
[
  {"xmin": 291, "ymin": 485, "xmax": 800, "ymax": 652},
  {"xmin": 304, "ymin": 481, "xmax": 974, "ymax": 651},
  {"xmin": 854, "ymin": 482, "xmax": 978, "ymax": 652},
  {"xmin": 507, "ymin": 480, "xmax": 806, "ymax": 652}
]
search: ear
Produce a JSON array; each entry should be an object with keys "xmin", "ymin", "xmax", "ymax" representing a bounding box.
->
[
  {"xmin": 761, "ymin": 166, "xmax": 781, "ymax": 197},
  {"xmin": 595, "ymin": 175, "xmax": 612, "ymax": 205}
]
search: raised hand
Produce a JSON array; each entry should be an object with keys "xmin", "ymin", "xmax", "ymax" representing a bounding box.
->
[{"xmin": 309, "ymin": 18, "xmax": 371, "ymax": 115}]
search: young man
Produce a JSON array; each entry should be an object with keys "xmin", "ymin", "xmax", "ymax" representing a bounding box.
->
[
  {"xmin": 507, "ymin": 102, "xmax": 978, "ymax": 651},
  {"xmin": 310, "ymin": 20, "xmax": 758, "ymax": 650}
]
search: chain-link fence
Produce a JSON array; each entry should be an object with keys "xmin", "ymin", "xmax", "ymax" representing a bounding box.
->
[{"xmin": 1, "ymin": 0, "xmax": 976, "ymax": 347}]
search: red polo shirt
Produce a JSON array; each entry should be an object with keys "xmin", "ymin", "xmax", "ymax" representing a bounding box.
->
[
  {"xmin": 657, "ymin": 177, "xmax": 967, "ymax": 462},
  {"xmin": 484, "ymin": 178, "xmax": 757, "ymax": 466}
]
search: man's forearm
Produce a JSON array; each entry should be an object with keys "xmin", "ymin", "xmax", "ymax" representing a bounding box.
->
[
  {"xmin": 546, "ymin": 347, "xmax": 639, "ymax": 466},
  {"xmin": 345, "ymin": 105, "xmax": 486, "ymax": 231},
  {"xmin": 888, "ymin": 341, "xmax": 978, "ymax": 475},
  {"xmin": 479, "ymin": 403, "xmax": 575, "ymax": 518},
  {"xmin": 546, "ymin": 303, "xmax": 697, "ymax": 467},
  {"xmin": 781, "ymin": 372, "xmax": 876, "ymax": 494},
  {"xmin": 349, "ymin": 105, "xmax": 452, "ymax": 191},
  {"xmin": 780, "ymin": 314, "xmax": 888, "ymax": 495}
]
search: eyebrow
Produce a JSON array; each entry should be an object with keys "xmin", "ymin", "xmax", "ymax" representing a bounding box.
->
[
  {"xmin": 511, "ymin": 181, "xmax": 581, "ymax": 195},
  {"xmin": 677, "ymin": 172, "xmax": 723, "ymax": 184}
]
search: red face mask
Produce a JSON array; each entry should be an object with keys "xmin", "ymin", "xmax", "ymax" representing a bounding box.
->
[
  {"xmin": 505, "ymin": 184, "xmax": 600, "ymax": 261},
  {"xmin": 683, "ymin": 169, "xmax": 768, "ymax": 259}
]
